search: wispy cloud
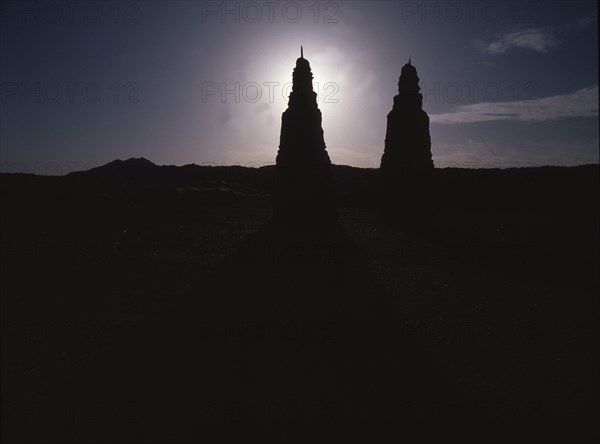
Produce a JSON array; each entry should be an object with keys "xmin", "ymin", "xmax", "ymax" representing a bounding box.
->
[
  {"xmin": 573, "ymin": 16, "xmax": 596, "ymax": 30},
  {"xmin": 430, "ymin": 87, "xmax": 598, "ymax": 124},
  {"xmin": 432, "ymin": 139, "xmax": 600, "ymax": 168},
  {"xmin": 484, "ymin": 27, "xmax": 560, "ymax": 54},
  {"xmin": 476, "ymin": 16, "xmax": 595, "ymax": 55}
]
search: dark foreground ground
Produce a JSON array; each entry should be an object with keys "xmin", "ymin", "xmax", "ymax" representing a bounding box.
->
[{"xmin": 1, "ymin": 165, "xmax": 599, "ymax": 443}]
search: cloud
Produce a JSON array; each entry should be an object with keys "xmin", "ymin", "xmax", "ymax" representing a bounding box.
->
[
  {"xmin": 430, "ymin": 87, "xmax": 598, "ymax": 124},
  {"xmin": 432, "ymin": 139, "xmax": 599, "ymax": 168},
  {"xmin": 484, "ymin": 27, "xmax": 560, "ymax": 54},
  {"xmin": 574, "ymin": 16, "xmax": 596, "ymax": 30},
  {"xmin": 477, "ymin": 16, "xmax": 595, "ymax": 55}
]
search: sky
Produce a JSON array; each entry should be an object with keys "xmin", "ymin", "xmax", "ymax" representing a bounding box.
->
[{"xmin": 1, "ymin": 0, "xmax": 598, "ymax": 174}]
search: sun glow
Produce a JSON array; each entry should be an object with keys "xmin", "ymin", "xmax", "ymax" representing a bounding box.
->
[{"xmin": 235, "ymin": 42, "xmax": 380, "ymax": 167}]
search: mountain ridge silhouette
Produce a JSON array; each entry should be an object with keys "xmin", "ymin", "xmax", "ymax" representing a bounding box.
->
[
  {"xmin": 0, "ymin": 158, "xmax": 589, "ymax": 210},
  {"xmin": 2, "ymin": 158, "xmax": 598, "ymax": 443},
  {"xmin": 65, "ymin": 156, "xmax": 599, "ymax": 177},
  {"xmin": 96, "ymin": 157, "xmax": 157, "ymax": 170}
]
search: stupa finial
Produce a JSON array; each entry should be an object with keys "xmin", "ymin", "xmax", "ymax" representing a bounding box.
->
[
  {"xmin": 408, "ymin": 56, "xmax": 411, "ymax": 65},
  {"xmin": 301, "ymin": 45, "xmax": 304, "ymax": 58}
]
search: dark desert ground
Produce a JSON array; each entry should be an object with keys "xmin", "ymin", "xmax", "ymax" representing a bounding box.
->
[{"xmin": 1, "ymin": 160, "xmax": 598, "ymax": 443}]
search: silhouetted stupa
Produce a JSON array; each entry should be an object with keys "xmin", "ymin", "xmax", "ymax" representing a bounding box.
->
[
  {"xmin": 380, "ymin": 59, "xmax": 434, "ymax": 223},
  {"xmin": 273, "ymin": 47, "xmax": 336, "ymax": 223}
]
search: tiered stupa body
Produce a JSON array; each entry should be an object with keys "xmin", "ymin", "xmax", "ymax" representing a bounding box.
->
[
  {"xmin": 380, "ymin": 59, "xmax": 434, "ymax": 222},
  {"xmin": 273, "ymin": 47, "xmax": 336, "ymax": 223}
]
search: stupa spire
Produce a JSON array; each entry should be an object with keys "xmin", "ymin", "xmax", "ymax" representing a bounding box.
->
[
  {"xmin": 273, "ymin": 48, "xmax": 336, "ymax": 223},
  {"xmin": 380, "ymin": 58, "xmax": 434, "ymax": 224}
]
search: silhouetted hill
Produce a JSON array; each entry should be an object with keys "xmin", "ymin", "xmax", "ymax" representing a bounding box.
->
[
  {"xmin": 2, "ymin": 160, "xmax": 598, "ymax": 216},
  {"xmin": 2, "ymin": 159, "xmax": 598, "ymax": 443},
  {"xmin": 87, "ymin": 157, "xmax": 157, "ymax": 174},
  {"xmin": 69, "ymin": 158, "xmax": 275, "ymax": 190}
]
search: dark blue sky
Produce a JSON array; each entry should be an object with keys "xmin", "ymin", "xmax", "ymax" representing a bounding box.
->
[{"xmin": 1, "ymin": 0, "xmax": 598, "ymax": 173}]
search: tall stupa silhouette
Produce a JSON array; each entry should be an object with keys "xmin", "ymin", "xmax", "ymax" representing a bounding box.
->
[
  {"xmin": 272, "ymin": 47, "xmax": 337, "ymax": 224},
  {"xmin": 380, "ymin": 58, "xmax": 434, "ymax": 223}
]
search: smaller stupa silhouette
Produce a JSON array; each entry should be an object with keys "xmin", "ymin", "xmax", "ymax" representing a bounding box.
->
[
  {"xmin": 272, "ymin": 47, "xmax": 337, "ymax": 224},
  {"xmin": 380, "ymin": 58, "xmax": 434, "ymax": 224}
]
